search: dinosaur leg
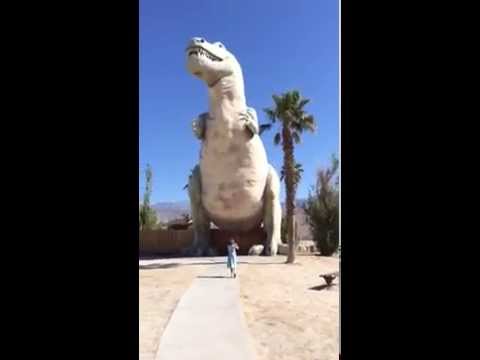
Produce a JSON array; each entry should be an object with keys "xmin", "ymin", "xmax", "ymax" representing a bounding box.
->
[
  {"xmin": 263, "ymin": 164, "xmax": 282, "ymax": 256},
  {"xmin": 187, "ymin": 165, "xmax": 213, "ymax": 256}
]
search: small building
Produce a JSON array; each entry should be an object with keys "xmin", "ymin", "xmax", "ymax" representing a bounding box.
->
[{"xmin": 167, "ymin": 218, "xmax": 193, "ymax": 230}]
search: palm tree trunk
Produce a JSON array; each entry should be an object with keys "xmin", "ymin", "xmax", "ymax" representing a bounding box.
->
[
  {"xmin": 286, "ymin": 184, "xmax": 296, "ymax": 263},
  {"xmin": 282, "ymin": 127, "xmax": 296, "ymax": 264}
]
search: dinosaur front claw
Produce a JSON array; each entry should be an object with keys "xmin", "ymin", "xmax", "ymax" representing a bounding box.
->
[
  {"xmin": 245, "ymin": 119, "xmax": 257, "ymax": 135},
  {"xmin": 240, "ymin": 108, "xmax": 259, "ymax": 136}
]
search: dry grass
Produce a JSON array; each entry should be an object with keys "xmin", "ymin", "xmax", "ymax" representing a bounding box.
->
[{"xmin": 239, "ymin": 255, "xmax": 339, "ymax": 360}]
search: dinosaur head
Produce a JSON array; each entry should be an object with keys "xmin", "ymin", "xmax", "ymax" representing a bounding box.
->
[{"xmin": 186, "ymin": 37, "xmax": 242, "ymax": 88}]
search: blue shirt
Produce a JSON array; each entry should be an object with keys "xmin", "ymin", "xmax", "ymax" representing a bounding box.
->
[{"xmin": 227, "ymin": 244, "xmax": 237, "ymax": 259}]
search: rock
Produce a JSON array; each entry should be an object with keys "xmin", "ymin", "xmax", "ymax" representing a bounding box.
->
[
  {"xmin": 299, "ymin": 240, "xmax": 315, "ymax": 248},
  {"xmin": 248, "ymin": 245, "xmax": 264, "ymax": 256},
  {"xmin": 297, "ymin": 245, "xmax": 307, "ymax": 252},
  {"xmin": 296, "ymin": 240, "xmax": 317, "ymax": 253}
]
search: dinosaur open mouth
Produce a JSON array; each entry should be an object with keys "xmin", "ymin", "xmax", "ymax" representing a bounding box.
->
[{"xmin": 187, "ymin": 46, "xmax": 222, "ymax": 62}]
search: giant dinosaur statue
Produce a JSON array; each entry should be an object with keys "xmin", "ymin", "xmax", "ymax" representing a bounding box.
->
[{"xmin": 185, "ymin": 37, "xmax": 282, "ymax": 256}]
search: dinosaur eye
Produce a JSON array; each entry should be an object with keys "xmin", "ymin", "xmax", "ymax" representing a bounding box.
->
[{"xmin": 216, "ymin": 42, "xmax": 224, "ymax": 48}]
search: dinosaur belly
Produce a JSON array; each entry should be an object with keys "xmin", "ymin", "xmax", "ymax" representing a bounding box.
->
[{"xmin": 200, "ymin": 129, "xmax": 268, "ymax": 231}]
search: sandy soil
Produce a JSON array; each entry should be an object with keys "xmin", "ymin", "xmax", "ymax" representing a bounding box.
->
[
  {"xmin": 139, "ymin": 263, "xmax": 206, "ymax": 360},
  {"xmin": 239, "ymin": 255, "xmax": 339, "ymax": 360}
]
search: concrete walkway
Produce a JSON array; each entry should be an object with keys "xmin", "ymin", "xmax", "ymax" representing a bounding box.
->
[{"xmin": 154, "ymin": 262, "xmax": 257, "ymax": 360}]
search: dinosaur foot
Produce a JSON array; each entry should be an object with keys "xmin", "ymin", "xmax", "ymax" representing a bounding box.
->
[{"xmin": 262, "ymin": 243, "xmax": 278, "ymax": 256}]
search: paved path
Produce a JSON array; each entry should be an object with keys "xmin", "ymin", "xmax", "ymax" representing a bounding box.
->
[{"xmin": 154, "ymin": 260, "xmax": 257, "ymax": 360}]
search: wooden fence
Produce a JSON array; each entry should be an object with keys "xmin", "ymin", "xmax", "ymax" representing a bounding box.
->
[
  {"xmin": 139, "ymin": 227, "xmax": 267, "ymax": 256},
  {"xmin": 139, "ymin": 228, "xmax": 193, "ymax": 255}
]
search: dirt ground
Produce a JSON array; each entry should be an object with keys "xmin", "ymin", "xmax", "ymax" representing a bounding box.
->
[
  {"xmin": 139, "ymin": 255, "xmax": 339, "ymax": 360},
  {"xmin": 238, "ymin": 255, "xmax": 339, "ymax": 360},
  {"xmin": 139, "ymin": 263, "xmax": 206, "ymax": 360}
]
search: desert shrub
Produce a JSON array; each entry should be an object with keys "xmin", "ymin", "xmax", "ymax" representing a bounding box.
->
[
  {"xmin": 139, "ymin": 164, "xmax": 158, "ymax": 231},
  {"xmin": 303, "ymin": 155, "xmax": 339, "ymax": 256}
]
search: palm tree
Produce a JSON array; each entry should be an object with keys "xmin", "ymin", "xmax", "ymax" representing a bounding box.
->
[
  {"xmin": 263, "ymin": 90, "xmax": 316, "ymax": 263},
  {"xmin": 280, "ymin": 162, "xmax": 304, "ymax": 185},
  {"xmin": 281, "ymin": 162, "xmax": 303, "ymax": 247}
]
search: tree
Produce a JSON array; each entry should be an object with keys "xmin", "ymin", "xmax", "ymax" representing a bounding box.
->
[
  {"xmin": 280, "ymin": 162, "xmax": 303, "ymax": 245},
  {"xmin": 263, "ymin": 90, "xmax": 316, "ymax": 263},
  {"xmin": 281, "ymin": 214, "xmax": 288, "ymax": 243},
  {"xmin": 280, "ymin": 162, "xmax": 304, "ymax": 186},
  {"xmin": 303, "ymin": 154, "xmax": 339, "ymax": 256},
  {"xmin": 281, "ymin": 214, "xmax": 299, "ymax": 245},
  {"xmin": 139, "ymin": 164, "xmax": 158, "ymax": 231}
]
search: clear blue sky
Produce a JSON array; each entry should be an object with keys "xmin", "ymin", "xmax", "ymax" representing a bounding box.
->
[{"xmin": 140, "ymin": 0, "xmax": 338, "ymax": 203}]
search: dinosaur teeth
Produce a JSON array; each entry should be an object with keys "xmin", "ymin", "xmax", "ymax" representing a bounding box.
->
[{"xmin": 187, "ymin": 46, "xmax": 221, "ymax": 61}]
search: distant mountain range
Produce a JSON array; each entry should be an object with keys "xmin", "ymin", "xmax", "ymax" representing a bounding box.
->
[
  {"xmin": 151, "ymin": 199, "xmax": 312, "ymax": 240},
  {"xmin": 151, "ymin": 201, "xmax": 190, "ymax": 222}
]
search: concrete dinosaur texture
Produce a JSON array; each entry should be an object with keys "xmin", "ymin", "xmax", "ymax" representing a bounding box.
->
[{"xmin": 185, "ymin": 37, "xmax": 282, "ymax": 256}]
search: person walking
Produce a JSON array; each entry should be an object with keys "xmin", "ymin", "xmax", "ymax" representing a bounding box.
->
[{"xmin": 227, "ymin": 238, "xmax": 239, "ymax": 278}]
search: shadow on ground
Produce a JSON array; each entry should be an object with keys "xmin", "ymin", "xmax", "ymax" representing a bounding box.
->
[
  {"xmin": 138, "ymin": 263, "xmax": 182, "ymax": 269},
  {"xmin": 139, "ymin": 261, "xmax": 225, "ymax": 269},
  {"xmin": 238, "ymin": 261, "xmax": 287, "ymax": 265},
  {"xmin": 197, "ymin": 275, "xmax": 231, "ymax": 279},
  {"xmin": 309, "ymin": 284, "xmax": 338, "ymax": 291},
  {"xmin": 139, "ymin": 258, "xmax": 287, "ymax": 270}
]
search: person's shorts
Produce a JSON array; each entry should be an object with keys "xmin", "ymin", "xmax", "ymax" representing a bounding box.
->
[{"xmin": 227, "ymin": 257, "xmax": 236, "ymax": 269}]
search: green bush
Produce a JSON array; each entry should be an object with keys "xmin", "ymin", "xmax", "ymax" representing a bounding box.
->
[
  {"xmin": 139, "ymin": 164, "xmax": 158, "ymax": 231},
  {"xmin": 303, "ymin": 155, "xmax": 339, "ymax": 256},
  {"xmin": 139, "ymin": 205, "xmax": 157, "ymax": 231}
]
